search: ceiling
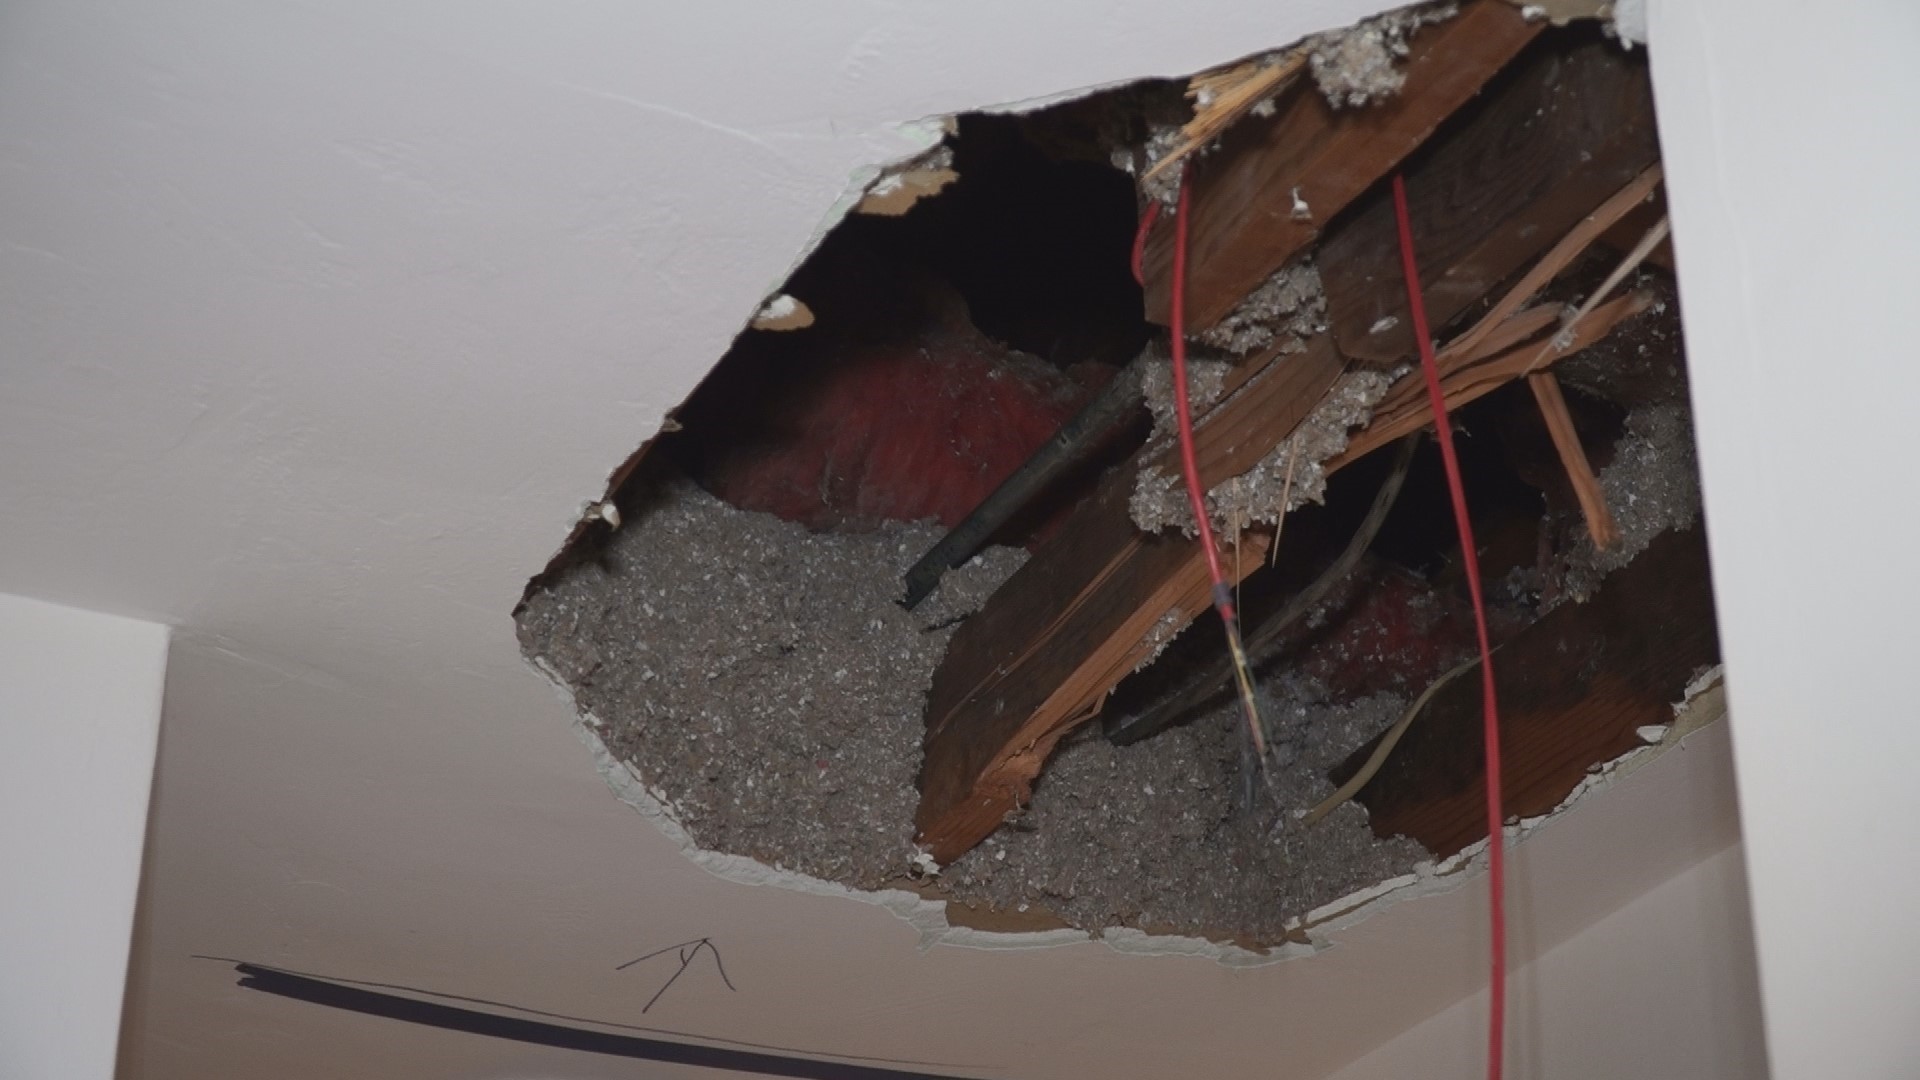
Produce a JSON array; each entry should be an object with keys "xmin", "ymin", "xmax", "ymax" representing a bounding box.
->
[{"xmin": 0, "ymin": 1, "xmax": 1770, "ymax": 1077}]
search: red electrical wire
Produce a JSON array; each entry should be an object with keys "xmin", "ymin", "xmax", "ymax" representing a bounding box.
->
[
  {"xmin": 1168, "ymin": 177, "xmax": 1230, "ymax": 593},
  {"xmin": 1158, "ymin": 169, "xmax": 1267, "ymax": 762},
  {"xmin": 1130, "ymin": 201, "xmax": 1162, "ymax": 287},
  {"xmin": 1391, "ymin": 173, "xmax": 1508, "ymax": 1080}
]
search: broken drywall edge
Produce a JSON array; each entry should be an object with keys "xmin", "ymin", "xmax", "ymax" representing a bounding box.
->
[
  {"xmin": 528, "ymin": 645, "xmax": 1727, "ymax": 966},
  {"xmin": 527, "ymin": 652, "xmax": 1097, "ymax": 954},
  {"xmin": 1496, "ymin": 0, "xmax": 1645, "ymax": 44},
  {"xmin": 1285, "ymin": 665, "xmax": 1731, "ymax": 945},
  {"xmin": 1100, "ymin": 927, "xmax": 1318, "ymax": 969},
  {"xmin": 854, "ymin": 144, "xmax": 958, "ymax": 216},
  {"xmin": 751, "ymin": 293, "xmax": 815, "ymax": 331},
  {"xmin": 532, "ymin": 652, "xmax": 1310, "ymax": 965},
  {"xmin": 785, "ymin": 117, "xmax": 952, "ymax": 299},
  {"xmin": 570, "ymin": 714, "xmax": 1095, "ymax": 953}
]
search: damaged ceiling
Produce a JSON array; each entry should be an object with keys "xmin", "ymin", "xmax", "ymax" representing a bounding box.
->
[
  {"xmin": 26, "ymin": 0, "xmax": 1888, "ymax": 1071},
  {"xmin": 519, "ymin": 0, "xmax": 1720, "ymax": 951}
]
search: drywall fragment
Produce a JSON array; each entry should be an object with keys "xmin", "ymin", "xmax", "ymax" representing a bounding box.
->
[
  {"xmin": 750, "ymin": 293, "xmax": 815, "ymax": 331},
  {"xmin": 855, "ymin": 146, "xmax": 958, "ymax": 216},
  {"xmin": 1307, "ymin": 2, "xmax": 1459, "ymax": 109}
]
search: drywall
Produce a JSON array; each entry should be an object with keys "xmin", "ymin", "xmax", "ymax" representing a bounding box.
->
[
  {"xmin": 0, "ymin": 593, "xmax": 168, "ymax": 1080},
  {"xmin": 1324, "ymin": 843, "xmax": 1766, "ymax": 1079},
  {"xmin": 0, "ymin": 0, "xmax": 1759, "ymax": 1076},
  {"xmin": 1649, "ymin": 0, "xmax": 1920, "ymax": 1074}
]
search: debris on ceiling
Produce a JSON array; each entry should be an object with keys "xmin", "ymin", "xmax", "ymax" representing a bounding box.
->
[{"xmin": 516, "ymin": 0, "xmax": 1721, "ymax": 951}]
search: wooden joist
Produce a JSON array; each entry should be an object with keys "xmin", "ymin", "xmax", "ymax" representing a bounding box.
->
[
  {"xmin": 1328, "ymin": 289, "xmax": 1653, "ymax": 469},
  {"xmin": 916, "ymin": 28, "xmax": 1669, "ymax": 865},
  {"xmin": 1318, "ymin": 37, "xmax": 1661, "ymax": 365},
  {"xmin": 918, "ymin": 280, "xmax": 1654, "ymax": 862},
  {"xmin": 1328, "ymin": 528, "xmax": 1719, "ymax": 857},
  {"xmin": 1138, "ymin": 0, "xmax": 1541, "ymax": 332},
  {"xmin": 915, "ymin": 343, "xmax": 1336, "ymax": 862}
]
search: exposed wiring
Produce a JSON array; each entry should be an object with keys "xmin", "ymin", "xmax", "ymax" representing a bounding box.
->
[
  {"xmin": 1302, "ymin": 650, "xmax": 1487, "ymax": 825},
  {"xmin": 1391, "ymin": 172, "xmax": 1508, "ymax": 1080},
  {"xmin": 1108, "ymin": 433, "xmax": 1416, "ymax": 746},
  {"xmin": 1166, "ymin": 169, "xmax": 1270, "ymax": 767},
  {"xmin": 1523, "ymin": 214, "xmax": 1671, "ymax": 374},
  {"xmin": 1129, "ymin": 202, "xmax": 1162, "ymax": 287}
]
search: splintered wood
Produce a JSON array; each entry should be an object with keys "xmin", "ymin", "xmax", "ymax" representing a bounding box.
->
[
  {"xmin": 915, "ymin": 17, "xmax": 1673, "ymax": 864},
  {"xmin": 1329, "ymin": 529, "xmax": 1718, "ymax": 857},
  {"xmin": 1316, "ymin": 39, "xmax": 1661, "ymax": 365},
  {"xmin": 1138, "ymin": 0, "xmax": 1541, "ymax": 332}
]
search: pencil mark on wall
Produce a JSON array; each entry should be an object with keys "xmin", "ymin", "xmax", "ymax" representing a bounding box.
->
[{"xmin": 617, "ymin": 936, "xmax": 737, "ymax": 1013}]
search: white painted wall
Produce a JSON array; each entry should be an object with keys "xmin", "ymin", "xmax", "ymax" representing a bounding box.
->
[
  {"xmin": 1649, "ymin": 1, "xmax": 1920, "ymax": 1075},
  {"xmin": 0, "ymin": 593, "xmax": 168, "ymax": 1080},
  {"xmin": 1327, "ymin": 843, "xmax": 1767, "ymax": 1080}
]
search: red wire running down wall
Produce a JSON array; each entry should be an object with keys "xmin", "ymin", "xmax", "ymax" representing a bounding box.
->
[
  {"xmin": 1147, "ymin": 169, "xmax": 1506, "ymax": 1078},
  {"xmin": 1390, "ymin": 173, "xmax": 1509, "ymax": 1080}
]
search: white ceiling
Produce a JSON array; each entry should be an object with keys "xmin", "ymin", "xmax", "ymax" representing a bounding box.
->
[{"xmin": 0, "ymin": 2, "xmax": 1754, "ymax": 1077}]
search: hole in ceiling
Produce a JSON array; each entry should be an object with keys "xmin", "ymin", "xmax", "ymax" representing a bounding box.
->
[{"xmin": 516, "ymin": 1, "xmax": 1720, "ymax": 951}]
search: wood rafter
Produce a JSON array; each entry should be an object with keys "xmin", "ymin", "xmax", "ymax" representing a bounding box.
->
[
  {"xmin": 914, "ymin": 26, "xmax": 1674, "ymax": 865},
  {"xmin": 1137, "ymin": 0, "xmax": 1541, "ymax": 332}
]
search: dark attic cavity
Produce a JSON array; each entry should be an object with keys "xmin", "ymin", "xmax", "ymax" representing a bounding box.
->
[{"xmin": 518, "ymin": 8, "xmax": 1722, "ymax": 948}]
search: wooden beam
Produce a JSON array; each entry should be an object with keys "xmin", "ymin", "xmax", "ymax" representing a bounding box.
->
[
  {"xmin": 1327, "ymin": 528, "xmax": 1719, "ymax": 857},
  {"xmin": 916, "ymin": 290, "xmax": 1653, "ymax": 861},
  {"xmin": 915, "ymin": 341, "xmax": 1339, "ymax": 863},
  {"xmin": 916, "ymin": 35, "xmax": 1667, "ymax": 864},
  {"xmin": 1528, "ymin": 370, "xmax": 1620, "ymax": 549},
  {"xmin": 1138, "ymin": 0, "xmax": 1540, "ymax": 331},
  {"xmin": 1330, "ymin": 289, "xmax": 1653, "ymax": 469},
  {"xmin": 1318, "ymin": 38, "xmax": 1660, "ymax": 365}
]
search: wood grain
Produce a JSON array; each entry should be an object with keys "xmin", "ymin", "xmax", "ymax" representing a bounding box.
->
[
  {"xmin": 1528, "ymin": 371, "xmax": 1620, "ymax": 548},
  {"xmin": 915, "ymin": 343, "xmax": 1338, "ymax": 861},
  {"xmin": 1318, "ymin": 38, "xmax": 1660, "ymax": 365},
  {"xmin": 1328, "ymin": 528, "xmax": 1719, "ymax": 857},
  {"xmin": 1138, "ymin": 0, "xmax": 1539, "ymax": 332}
]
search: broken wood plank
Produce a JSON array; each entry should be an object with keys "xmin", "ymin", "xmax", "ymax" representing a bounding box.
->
[
  {"xmin": 916, "ymin": 467, "xmax": 1272, "ymax": 861},
  {"xmin": 916, "ymin": 342, "xmax": 1338, "ymax": 862},
  {"xmin": 1327, "ymin": 527, "xmax": 1719, "ymax": 857},
  {"xmin": 1596, "ymin": 188, "xmax": 1676, "ymax": 272},
  {"xmin": 1141, "ymin": 51, "xmax": 1309, "ymax": 189},
  {"xmin": 1138, "ymin": 0, "xmax": 1540, "ymax": 331},
  {"xmin": 1528, "ymin": 370, "xmax": 1620, "ymax": 548},
  {"xmin": 918, "ymin": 291, "xmax": 1652, "ymax": 861},
  {"xmin": 1319, "ymin": 37, "xmax": 1661, "ymax": 365},
  {"xmin": 919, "ymin": 34, "xmax": 1668, "ymax": 864},
  {"xmin": 1439, "ymin": 164, "xmax": 1663, "ymax": 362},
  {"xmin": 1330, "ymin": 289, "xmax": 1652, "ymax": 469}
]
